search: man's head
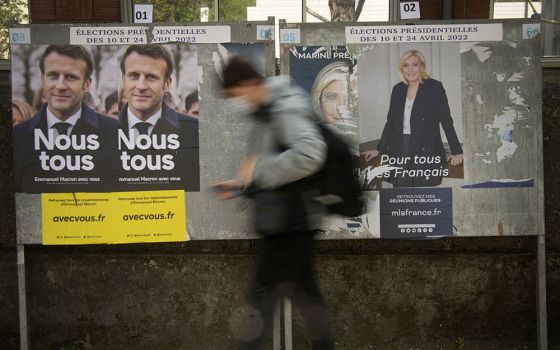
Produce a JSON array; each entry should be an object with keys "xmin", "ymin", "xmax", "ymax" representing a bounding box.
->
[
  {"xmin": 120, "ymin": 44, "xmax": 174, "ymax": 121},
  {"xmin": 221, "ymin": 56, "xmax": 265, "ymax": 107},
  {"xmin": 39, "ymin": 45, "xmax": 94, "ymax": 120},
  {"xmin": 184, "ymin": 91, "xmax": 199, "ymax": 118},
  {"xmin": 104, "ymin": 91, "xmax": 119, "ymax": 119}
]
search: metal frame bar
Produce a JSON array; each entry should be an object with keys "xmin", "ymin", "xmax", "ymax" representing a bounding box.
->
[
  {"xmin": 284, "ymin": 298, "xmax": 292, "ymax": 350},
  {"xmin": 537, "ymin": 235, "xmax": 547, "ymax": 350},
  {"xmin": 18, "ymin": 245, "xmax": 29, "ymax": 350},
  {"xmin": 273, "ymin": 301, "xmax": 281, "ymax": 350},
  {"xmin": 0, "ymin": 60, "xmax": 10, "ymax": 70},
  {"xmin": 120, "ymin": 0, "xmax": 133, "ymax": 24},
  {"xmin": 389, "ymin": 0, "xmax": 400, "ymax": 21},
  {"xmin": 543, "ymin": 56, "xmax": 560, "ymax": 67},
  {"xmin": 442, "ymin": 0, "xmax": 453, "ymax": 20},
  {"xmin": 215, "ymin": 0, "xmax": 220, "ymax": 22}
]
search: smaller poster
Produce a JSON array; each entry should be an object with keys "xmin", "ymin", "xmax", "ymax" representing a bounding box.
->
[
  {"xmin": 290, "ymin": 46, "xmax": 359, "ymax": 149},
  {"xmin": 42, "ymin": 190, "xmax": 187, "ymax": 244},
  {"xmin": 379, "ymin": 188, "xmax": 453, "ymax": 239}
]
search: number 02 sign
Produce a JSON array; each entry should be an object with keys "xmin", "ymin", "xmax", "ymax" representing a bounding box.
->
[
  {"xmin": 133, "ymin": 4, "xmax": 153, "ymax": 24},
  {"xmin": 400, "ymin": 1, "xmax": 420, "ymax": 20}
]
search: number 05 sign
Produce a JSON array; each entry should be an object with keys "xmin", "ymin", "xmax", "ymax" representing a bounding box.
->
[
  {"xmin": 134, "ymin": 4, "xmax": 154, "ymax": 24},
  {"xmin": 400, "ymin": 1, "xmax": 420, "ymax": 20}
]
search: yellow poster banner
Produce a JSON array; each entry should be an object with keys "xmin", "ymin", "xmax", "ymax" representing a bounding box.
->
[{"xmin": 42, "ymin": 190, "xmax": 187, "ymax": 245}]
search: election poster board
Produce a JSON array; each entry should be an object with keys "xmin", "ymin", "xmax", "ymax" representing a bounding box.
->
[
  {"xmin": 281, "ymin": 20, "xmax": 543, "ymax": 239},
  {"xmin": 11, "ymin": 21, "xmax": 275, "ymax": 244},
  {"xmin": 11, "ymin": 20, "xmax": 543, "ymax": 242}
]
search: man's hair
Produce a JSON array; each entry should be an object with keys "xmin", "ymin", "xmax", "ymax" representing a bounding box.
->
[
  {"xmin": 39, "ymin": 45, "xmax": 94, "ymax": 80},
  {"xmin": 184, "ymin": 91, "xmax": 198, "ymax": 111},
  {"xmin": 120, "ymin": 44, "xmax": 174, "ymax": 80},
  {"xmin": 104, "ymin": 91, "xmax": 119, "ymax": 112},
  {"xmin": 221, "ymin": 56, "xmax": 263, "ymax": 89}
]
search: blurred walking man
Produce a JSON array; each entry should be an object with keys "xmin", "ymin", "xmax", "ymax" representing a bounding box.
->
[{"xmin": 216, "ymin": 56, "xmax": 335, "ymax": 350}]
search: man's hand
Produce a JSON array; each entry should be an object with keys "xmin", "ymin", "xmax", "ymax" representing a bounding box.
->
[
  {"xmin": 447, "ymin": 154, "xmax": 464, "ymax": 166},
  {"xmin": 213, "ymin": 179, "xmax": 243, "ymax": 200},
  {"xmin": 213, "ymin": 156, "xmax": 258, "ymax": 201}
]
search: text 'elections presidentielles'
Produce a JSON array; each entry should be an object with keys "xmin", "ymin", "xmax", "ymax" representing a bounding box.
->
[
  {"xmin": 345, "ymin": 24, "xmax": 503, "ymax": 44},
  {"xmin": 70, "ymin": 26, "xmax": 231, "ymax": 45}
]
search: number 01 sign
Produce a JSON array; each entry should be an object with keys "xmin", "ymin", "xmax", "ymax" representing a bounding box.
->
[
  {"xmin": 400, "ymin": 1, "xmax": 420, "ymax": 20},
  {"xmin": 134, "ymin": 4, "xmax": 154, "ymax": 24}
]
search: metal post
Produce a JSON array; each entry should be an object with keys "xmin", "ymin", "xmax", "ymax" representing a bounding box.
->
[
  {"xmin": 26, "ymin": 1, "xmax": 31, "ymax": 24},
  {"xmin": 120, "ymin": 0, "xmax": 133, "ymax": 23},
  {"xmin": 215, "ymin": 0, "xmax": 220, "ymax": 21},
  {"xmin": 273, "ymin": 301, "xmax": 281, "ymax": 350},
  {"xmin": 389, "ymin": 0, "xmax": 400, "ymax": 21},
  {"xmin": 17, "ymin": 244, "xmax": 29, "ymax": 350},
  {"xmin": 284, "ymin": 297, "xmax": 293, "ymax": 350},
  {"xmin": 302, "ymin": 0, "xmax": 307, "ymax": 22},
  {"xmin": 442, "ymin": 0, "xmax": 453, "ymax": 19},
  {"xmin": 542, "ymin": 0, "xmax": 560, "ymax": 56},
  {"xmin": 537, "ymin": 234, "xmax": 547, "ymax": 350}
]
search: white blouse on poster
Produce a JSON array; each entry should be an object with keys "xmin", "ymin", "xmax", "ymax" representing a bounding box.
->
[{"xmin": 403, "ymin": 97, "xmax": 415, "ymax": 135}]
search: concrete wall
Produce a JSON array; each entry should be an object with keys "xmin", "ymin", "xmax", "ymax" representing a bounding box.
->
[{"xmin": 1, "ymin": 69, "xmax": 560, "ymax": 350}]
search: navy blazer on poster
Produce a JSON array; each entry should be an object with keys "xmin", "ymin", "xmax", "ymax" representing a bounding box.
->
[
  {"xmin": 117, "ymin": 102, "xmax": 200, "ymax": 191},
  {"xmin": 376, "ymin": 78, "xmax": 463, "ymax": 187},
  {"xmin": 13, "ymin": 103, "xmax": 118, "ymax": 193}
]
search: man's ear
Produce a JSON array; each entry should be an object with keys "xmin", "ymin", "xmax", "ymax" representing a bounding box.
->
[
  {"xmin": 163, "ymin": 76, "xmax": 172, "ymax": 92},
  {"xmin": 83, "ymin": 78, "xmax": 92, "ymax": 92}
]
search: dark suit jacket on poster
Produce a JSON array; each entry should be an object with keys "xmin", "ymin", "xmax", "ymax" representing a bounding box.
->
[
  {"xmin": 117, "ymin": 103, "xmax": 200, "ymax": 191},
  {"xmin": 377, "ymin": 78, "xmax": 463, "ymax": 187},
  {"xmin": 13, "ymin": 103, "xmax": 118, "ymax": 193}
]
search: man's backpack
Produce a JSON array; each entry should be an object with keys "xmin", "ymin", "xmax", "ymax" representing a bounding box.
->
[
  {"xmin": 250, "ymin": 104, "xmax": 365, "ymax": 236},
  {"xmin": 313, "ymin": 122, "xmax": 364, "ymax": 217},
  {"xmin": 271, "ymin": 119, "xmax": 365, "ymax": 218}
]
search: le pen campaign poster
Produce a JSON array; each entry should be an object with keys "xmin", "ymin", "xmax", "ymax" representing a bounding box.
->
[{"xmin": 285, "ymin": 21, "xmax": 543, "ymax": 239}]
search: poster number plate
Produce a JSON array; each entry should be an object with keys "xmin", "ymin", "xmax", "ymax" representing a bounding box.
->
[
  {"xmin": 400, "ymin": 1, "xmax": 421, "ymax": 19},
  {"xmin": 257, "ymin": 25, "xmax": 274, "ymax": 41},
  {"xmin": 134, "ymin": 4, "xmax": 154, "ymax": 24},
  {"xmin": 280, "ymin": 29, "xmax": 300, "ymax": 44},
  {"xmin": 9, "ymin": 28, "xmax": 31, "ymax": 44}
]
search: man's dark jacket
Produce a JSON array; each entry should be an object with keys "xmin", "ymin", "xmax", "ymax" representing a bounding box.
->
[
  {"xmin": 117, "ymin": 103, "xmax": 200, "ymax": 191},
  {"xmin": 13, "ymin": 103, "xmax": 118, "ymax": 193}
]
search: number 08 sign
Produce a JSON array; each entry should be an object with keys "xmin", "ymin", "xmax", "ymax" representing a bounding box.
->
[
  {"xmin": 134, "ymin": 4, "xmax": 154, "ymax": 24},
  {"xmin": 9, "ymin": 28, "xmax": 31, "ymax": 45}
]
